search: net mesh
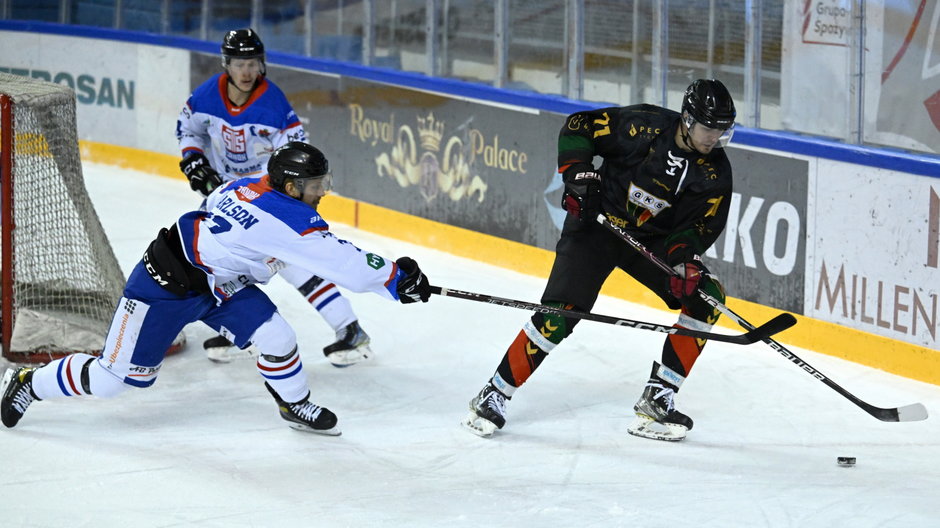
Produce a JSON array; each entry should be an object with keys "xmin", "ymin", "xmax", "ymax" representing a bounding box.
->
[{"xmin": 1, "ymin": 72, "xmax": 125, "ymax": 361}]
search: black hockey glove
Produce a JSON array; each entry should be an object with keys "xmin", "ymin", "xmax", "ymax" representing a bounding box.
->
[
  {"xmin": 396, "ymin": 257, "xmax": 431, "ymax": 304},
  {"xmin": 561, "ymin": 169, "xmax": 602, "ymax": 222},
  {"xmin": 180, "ymin": 153, "xmax": 223, "ymax": 197}
]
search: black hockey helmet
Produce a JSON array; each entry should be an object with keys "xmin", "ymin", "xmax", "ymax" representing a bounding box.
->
[
  {"xmin": 268, "ymin": 142, "xmax": 332, "ymax": 193},
  {"xmin": 221, "ymin": 29, "xmax": 266, "ymax": 73},
  {"xmin": 682, "ymin": 79, "xmax": 736, "ymax": 130}
]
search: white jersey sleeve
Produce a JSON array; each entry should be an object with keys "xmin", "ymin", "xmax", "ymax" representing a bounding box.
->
[
  {"xmin": 177, "ymin": 177, "xmax": 402, "ymax": 304},
  {"xmin": 176, "ymin": 93, "xmax": 211, "ymax": 160}
]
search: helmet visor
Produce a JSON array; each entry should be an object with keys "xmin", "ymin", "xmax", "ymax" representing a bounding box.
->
[
  {"xmin": 715, "ymin": 123, "xmax": 735, "ymax": 147},
  {"xmin": 684, "ymin": 112, "xmax": 735, "ymax": 148},
  {"xmin": 293, "ymin": 172, "xmax": 333, "ymax": 195}
]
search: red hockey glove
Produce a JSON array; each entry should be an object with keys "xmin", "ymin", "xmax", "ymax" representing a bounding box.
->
[
  {"xmin": 668, "ymin": 261, "xmax": 703, "ymax": 299},
  {"xmin": 561, "ymin": 170, "xmax": 601, "ymax": 222}
]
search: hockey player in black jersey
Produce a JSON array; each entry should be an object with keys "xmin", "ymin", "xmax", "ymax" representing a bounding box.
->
[{"xmin": 463, "ymin": 79, "xmax": 736, "ymax": 441}]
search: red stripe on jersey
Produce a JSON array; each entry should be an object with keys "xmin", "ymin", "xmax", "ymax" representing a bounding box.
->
[
  {"xmin": 256, "ymin": 353, "xmax": 300, "ymax": 373},
  {"xmin": 218, "ymin": 75, "xmax": 270, "ymax": 116},
  {"xmin": 191, "ymin": 216, "xmax": 206, "ymax": 268},
  {"xmin": 384, "ymin": 262, "xmax": 399, "ymax": 288},
  {"xmin": 249, "ymin": 178, "xmax": 273, "ymax": 194},
  {"xmin": 300, "ymin": 226, "xmax": 328, "ymax": 236},
  {"xmin": 558, "ymin": 157, "xmax": 586, "ymax": 174},
  {"xmin": 284, "ymin": 121, "xmax": 302, "ymax": 130}
]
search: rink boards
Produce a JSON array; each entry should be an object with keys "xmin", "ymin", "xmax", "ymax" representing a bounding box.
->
[{"xmin": 2, "ymin": 22, "xmax": 939, "ymax": 385}]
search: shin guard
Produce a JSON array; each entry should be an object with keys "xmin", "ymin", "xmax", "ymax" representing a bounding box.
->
[
  {"xmin": 294, "ymin": 274, "xmax": 356, "ymax": 332},
  {"xmin": 660, "ymin": 277, "xmax": 724, "ymax": 376},
  {"xmin": 496, "ymin": 307, "xmax": 578, "ymax": 388},
  {"xmin": 30, "ymin": 354, "xmax": 128, "ymax": 400}
]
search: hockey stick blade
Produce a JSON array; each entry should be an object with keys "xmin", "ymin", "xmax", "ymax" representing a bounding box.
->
[
  {"xmin": 894, "ymin": 403, "xmax": 928, "ymax": 422},
  {"xmin": 430, "ymin": 286, "xmax": 791, "ymax": 344},
  {"xmin": 742, "ymin": 313, "xmax": 797, "ymax": 343}
]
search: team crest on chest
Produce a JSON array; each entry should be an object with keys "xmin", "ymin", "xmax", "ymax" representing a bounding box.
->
[
  {"xmin": 222, "ymin": 124, "xmax": 248, "ymax": 163},
  {"xmin": 627, "ymin": 182, "xmax": 672, "ymax": 223}
]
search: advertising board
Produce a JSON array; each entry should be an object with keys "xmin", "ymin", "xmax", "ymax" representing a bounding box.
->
[
  {"xmin": 0, "ymin": 30, "xmax": 187, "ymax": 155},
  {"xmin": 809, "ymin": 161, "xmax": 940, "ymax": 349}
]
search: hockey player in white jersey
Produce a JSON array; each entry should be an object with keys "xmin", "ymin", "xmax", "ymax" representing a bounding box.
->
[
  {"xmin": 176, "ymin": 28, "xmax": 371, "ymax": 366},
  {"xmin": 0, "ymin": 142, "xmax": 432, "ymax": 434}
]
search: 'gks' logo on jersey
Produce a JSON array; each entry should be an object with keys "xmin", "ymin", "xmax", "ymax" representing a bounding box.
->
[
  {"xmin": 222, "ymin": 125, "xmax": 248, "ymax": 163},
  {"xmin": 628, "ymin": 182, "xmax": 672, "ymax": 218}
]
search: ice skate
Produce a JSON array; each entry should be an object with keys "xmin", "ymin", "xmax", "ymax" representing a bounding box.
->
[
  {"xmin": 462, "ymin": 382, "xmax": 509, "ymax": 438},
  {"xmin": 205, "ymin": 335, "xmax": 258, "ymax": 363},
  {"xmin": 322, "ymin": 321, "xmax": 372, "ymax": 367},
  {"xmin": 627, "ymin": 364, "xmax": 693, "ymax": 442},
  {"xmin": 264, "ymin": 382, "xmax": 340, "ymax": 436},
  {"xmin": 1, "ymin": 367, "xmax": 40, "ymax": 428}
]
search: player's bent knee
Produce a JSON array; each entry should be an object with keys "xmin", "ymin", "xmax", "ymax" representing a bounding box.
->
[
  {"xmin": 537, "ymin": 303, "xmax": 580, "ymax": 343},
  {"xmin": 248, "ymin": 312, "xmax": 297, "ymax": 358},
  {"xmin": 86, "ymin": 359, "xmax": 132, "ymax": 398}
]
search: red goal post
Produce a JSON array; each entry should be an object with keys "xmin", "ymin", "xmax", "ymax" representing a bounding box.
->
[{"xmin": 0, "ymin": 72, "xmax": 182, "ymax": 363}]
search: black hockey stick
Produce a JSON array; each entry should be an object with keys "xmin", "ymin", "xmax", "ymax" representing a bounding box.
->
[
  {"xmin": 596, "ymin": 213, "xmax": 928, "ymax": 422},
  {"xmin": 430, "ymin": 285, "xmax": 794, "ymax": 345}
]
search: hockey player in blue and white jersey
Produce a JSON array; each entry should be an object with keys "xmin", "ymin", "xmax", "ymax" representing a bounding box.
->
[
  {"xmin": 176, "ymin": 28, "xmax": 373, "ymax": 367},
  {"xmin": 0, "ymin": 142, "xmax": 432, "ymax": 435}
]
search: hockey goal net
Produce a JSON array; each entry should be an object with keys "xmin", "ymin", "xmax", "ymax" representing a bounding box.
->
[{"xmin": 1, "ymin": 72, "xmax": 127, "ymax": 363}]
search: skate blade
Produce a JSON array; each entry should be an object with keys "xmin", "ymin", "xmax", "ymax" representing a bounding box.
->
[
  {"xmin": 287, "ymin": 422, "xmax": 342, "ymax": 436},
  {"xmin": 207, "ymin": 345, "xmax": 258, "ymax": 363},
  {"xmin": 326, "ymin": 345, "xmax": 373, "ymax": 368},
  {"xmin": 627, "ymin": 415, "xmax": 687, "ymax": 442},
  {"xmin": 461, "ymin": 411, "xmax": 498, "ymax": 438}
]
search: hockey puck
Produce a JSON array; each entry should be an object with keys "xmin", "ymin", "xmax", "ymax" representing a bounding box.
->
[{"xmin": 837, "ymin": 456, "xmax": 856, "ymax": 467}]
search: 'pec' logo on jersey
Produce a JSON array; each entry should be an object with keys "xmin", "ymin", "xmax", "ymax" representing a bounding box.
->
[{"xmin": 628, "ymin": 182, "xmax": 671, "ymax": 217}]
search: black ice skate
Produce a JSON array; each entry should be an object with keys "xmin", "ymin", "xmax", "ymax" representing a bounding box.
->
[
  {"xmin": 264, "ymin": 382, "xmax": 340, "ymax": 436},
  {"xmin": 322, "ymin": 320, "xmax": 372, "ymax": 367},
  {"xmin": 204, "ymin": 335, "xmax": 258, "ymax": 363},
  {"xmin": 1, "ymin": 367, "xmax": 40, "ymax": 428},
  {"xmin": 462, "ymin": 382, "xmax": 510, "ymax": 438},
  {"xmin": 628, "ymin": 362, "xmax": 693, "ymax": 442}
]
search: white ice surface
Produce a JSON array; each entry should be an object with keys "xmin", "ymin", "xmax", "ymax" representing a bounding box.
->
[{"xmin": 2, "ymin": 163, "xmax": 939, "ymax": 527}]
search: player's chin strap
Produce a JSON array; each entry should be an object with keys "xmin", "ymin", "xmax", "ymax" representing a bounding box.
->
[
  {"xmin": 679, "ymin": 121, "xmax": 696, "ymax": 152},
  {"xmin": 429, "ymin": 286, "xmax": 794, "ymax": 345},
  {"xmin": 595, "ymin": 213, "xmax": 928, "ymax": 423}
]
